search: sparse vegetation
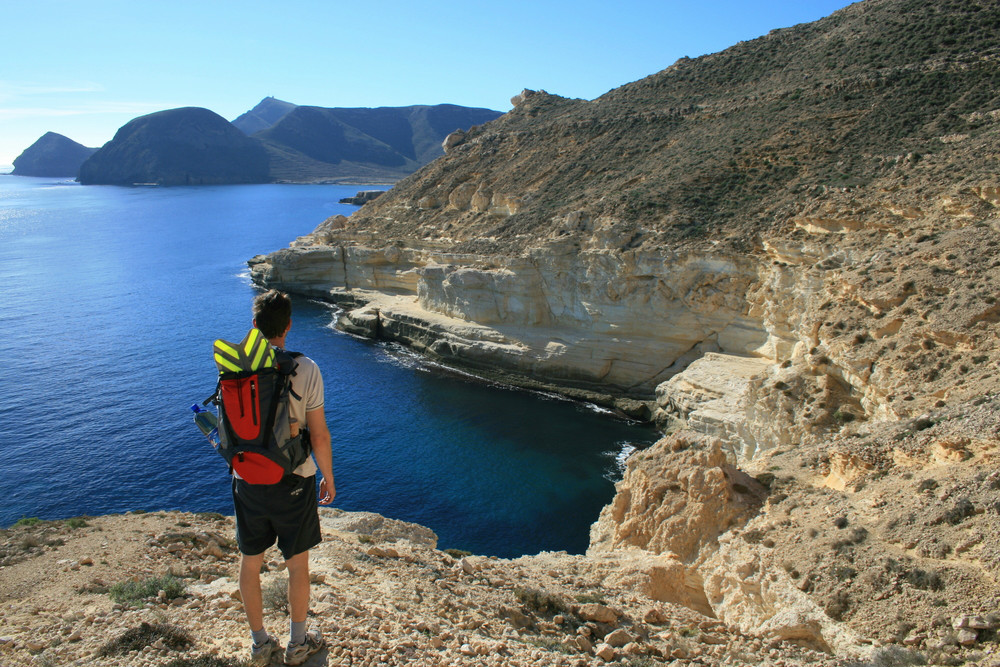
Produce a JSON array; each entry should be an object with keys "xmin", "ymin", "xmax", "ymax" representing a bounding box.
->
[
  {"xmin": 98, "ymin": 622, "xmax": 192, "ymax": 657},
  {"xmin": 843, "ymin": 644, "xmax": 928, "ymax": 666},
  {"xmin": 514, "ymin": 587, "xmax": 566, "ymax": 615},
  {"xmin": 109, "ymin": 574, "xmax": 185, "ymax": 606},
  {"xmin": 14, "ymin": 517, "xmax": 43, "ymax": 527},
  {"xmin": 262, "ymin": 576, "xmax": 288, "ymax": 613},
  {"xmin": 444, "ymin": 548, "xmax": 472, "ymax": 558},
  {"xmin": 574, "ymin": 592, "xmax": 606, "ymax": 605},
  {"xmin": 165, "ymin": 657, "xmax": 248, "ymax": 667}
]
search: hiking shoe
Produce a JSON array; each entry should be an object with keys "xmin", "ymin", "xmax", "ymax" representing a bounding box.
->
[
  {"xmin": 284, "ymin": 629, "xmax": 326, "ymax": 666},
  {"xmin": 250, "ymin": 634, "xmax": 282, "ymax": 667}
]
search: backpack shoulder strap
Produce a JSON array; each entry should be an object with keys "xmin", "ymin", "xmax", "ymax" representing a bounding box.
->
[{"xmin": 273, "ymin": 349, "xmax": 302, "ymax": 401}]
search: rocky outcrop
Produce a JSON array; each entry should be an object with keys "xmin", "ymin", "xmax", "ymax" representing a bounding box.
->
[
  {"xmin": 11, "ymin": 132, "xmax": 97, "ymax": 177},
  {"xmin": 339, "ymin": 189, "xmax": 386, "ymax": 206},
  {"xmin": 77, "ymin": 107, "xmax": 270, "ymax": 186}
]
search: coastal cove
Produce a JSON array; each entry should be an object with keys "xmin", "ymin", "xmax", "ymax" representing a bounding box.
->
[{"xmin": 0, "ymin": 175, "xmax": 657, "ymax": 558}]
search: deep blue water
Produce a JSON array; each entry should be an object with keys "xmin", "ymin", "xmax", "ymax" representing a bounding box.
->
[{"xmin": 0, "ymin": 175, "xmax": 657, "ymax": 558}]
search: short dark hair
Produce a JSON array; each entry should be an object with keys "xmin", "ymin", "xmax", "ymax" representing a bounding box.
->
[{"xmin": 253, "ymin": 289, "xmax": 292, "ymax": 338}]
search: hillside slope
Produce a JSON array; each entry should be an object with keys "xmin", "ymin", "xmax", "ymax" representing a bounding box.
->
[{"xmin": 257, "ymin": 104, "xmax": 504, "ymax": 183}]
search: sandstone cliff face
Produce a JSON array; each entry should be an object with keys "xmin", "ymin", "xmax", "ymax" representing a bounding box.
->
[{"xmin": 251, "ymin": 239, "xmax": 767, "ymax": 416}]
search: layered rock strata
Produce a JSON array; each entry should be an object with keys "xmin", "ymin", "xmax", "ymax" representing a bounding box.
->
[{"xmin": 251, "ymin": 239, "xmax": 769, "ymax": 418}]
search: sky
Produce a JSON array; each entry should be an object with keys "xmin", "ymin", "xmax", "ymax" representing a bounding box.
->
[{"xmin": 1, "ymin": 0, "xmax": 857, "ymax": 168}]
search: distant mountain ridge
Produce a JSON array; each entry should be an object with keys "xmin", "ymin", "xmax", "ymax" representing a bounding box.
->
[
  {"xmin": 11, "ymin": 132, "xmax": 97, "ymax": 177},
  {"xmin": 231, "ymin": 96, "xmax": 298, "ymax": 135},
  {"xmin": 257, "ymin": 103, "xmax": 503, "ymax": 182},
  {"xmin": 68, "ymin": 98, "xmax": 503, "ymax": 185}
]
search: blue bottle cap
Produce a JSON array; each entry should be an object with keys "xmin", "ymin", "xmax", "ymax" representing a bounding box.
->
[{"xmin": 190, "ymin": 404, "xmax": 200, "ymax": 413}]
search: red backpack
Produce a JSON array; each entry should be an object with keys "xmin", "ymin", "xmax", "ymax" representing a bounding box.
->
[{"xmin": 208, "ymin": 328, "xmax": 311, "ymax": 484}]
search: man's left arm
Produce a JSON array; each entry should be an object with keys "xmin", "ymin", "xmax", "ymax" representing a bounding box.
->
[{"xmin": 306, "ymin": 407, "xmax": 335, "ymax": 504}]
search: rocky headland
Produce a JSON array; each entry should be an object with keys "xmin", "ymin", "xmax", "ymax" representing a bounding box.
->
[
  {"xmin": 77, "ymin": 107, "xmax": 271, "ymax": 186},
  {"xmin": 242, "ymin": 0, "xmax": 1000, "ymax": 662},
  {"xmin": 11, "ymin": 132, "xmax": 97, "ymax": 177}
]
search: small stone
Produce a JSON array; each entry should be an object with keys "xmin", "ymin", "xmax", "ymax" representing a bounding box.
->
[
  {"xmin": 623, "ymin": 641, "xmax": 643, "ymax": 656},
  {"xmin": 459, "ymin": 643, "xmax": 476, "ymax": 656},
  {"xmin": 605, "ymin": 628, "xmax": 634, "ymax": 648},
  {"xmin": 577, "ymin": 603, "xmax": 618, "ymax": 624},
  {"xmin": 957, "ymin": 629, "xmax": 979, "ymax": 646},
  {"xmin": 576, "ymin": 635, "xmax": 593, "ymax": 653},
  {"xmin": 643, "ymin": 608, "xmax": 667, "ymax": 624},
  {"xmin": 595, "ymin": 643, "xmax": 616, "ymax": 661}
]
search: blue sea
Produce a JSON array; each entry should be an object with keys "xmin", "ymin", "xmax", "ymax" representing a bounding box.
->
[{"xmin": 0, "ymin": 175, "xmax": 657, "ymax": 558}]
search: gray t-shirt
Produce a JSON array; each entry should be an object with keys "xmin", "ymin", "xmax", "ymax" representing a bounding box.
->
[{"xmin": 287, "ymin": 352, "xmax": 324, "ymax": 478}]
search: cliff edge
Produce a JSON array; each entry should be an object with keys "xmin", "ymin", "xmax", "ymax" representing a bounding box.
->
[{"xmin": 0, "ymin": 510, "xmax": 855, "ymax": 666}]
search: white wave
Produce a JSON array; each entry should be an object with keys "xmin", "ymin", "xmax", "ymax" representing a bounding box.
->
[{"xmin": 602, "ymin": 441, "xmax": 638, "ymax": 482}]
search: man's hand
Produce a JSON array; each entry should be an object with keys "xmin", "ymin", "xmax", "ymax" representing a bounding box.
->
[{"xmin": 319, "ymin": 477, "xmax": 336, "ymax": 505}]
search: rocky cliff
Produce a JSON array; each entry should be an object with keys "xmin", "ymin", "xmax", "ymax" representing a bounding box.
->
[
  {"xmin": 245, "ymin": 0, "xmax": 1000, "ymax": 660},
  {"xmin": 11, "ymin": 132, "xmax": 97, "ymax": 177}
]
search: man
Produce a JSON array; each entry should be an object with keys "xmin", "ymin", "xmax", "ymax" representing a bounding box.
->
[{"xmin": 234, "ymin": 289, "xmax": 336, "ymax": 667}]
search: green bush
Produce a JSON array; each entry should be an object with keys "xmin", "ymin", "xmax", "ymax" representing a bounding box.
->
[
  {"xmin": 109, "ymin": 575, "xmax": 185, "ymax": 606},
  {"xmin": 13, "ymin": 517, "xmax": 43, "ymax": 527},
  {"xmin": 64, "ymin": 517, "xmax": 89, "ymax": 529}
]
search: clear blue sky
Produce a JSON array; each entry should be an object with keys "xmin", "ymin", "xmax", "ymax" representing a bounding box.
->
[{"xmin": 1, "ymin": 0, "xmax": 856, "ymax": 167}]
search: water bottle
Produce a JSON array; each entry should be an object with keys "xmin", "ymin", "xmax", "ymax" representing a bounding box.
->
[{"xmin": 191, "ymin": 404, "xmax": 220, "ymax": 448}]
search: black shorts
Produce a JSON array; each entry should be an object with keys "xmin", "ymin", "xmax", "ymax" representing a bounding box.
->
[{"xmin": 232, "ymin": 474, "xmax": 322, "ymax": 559}]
